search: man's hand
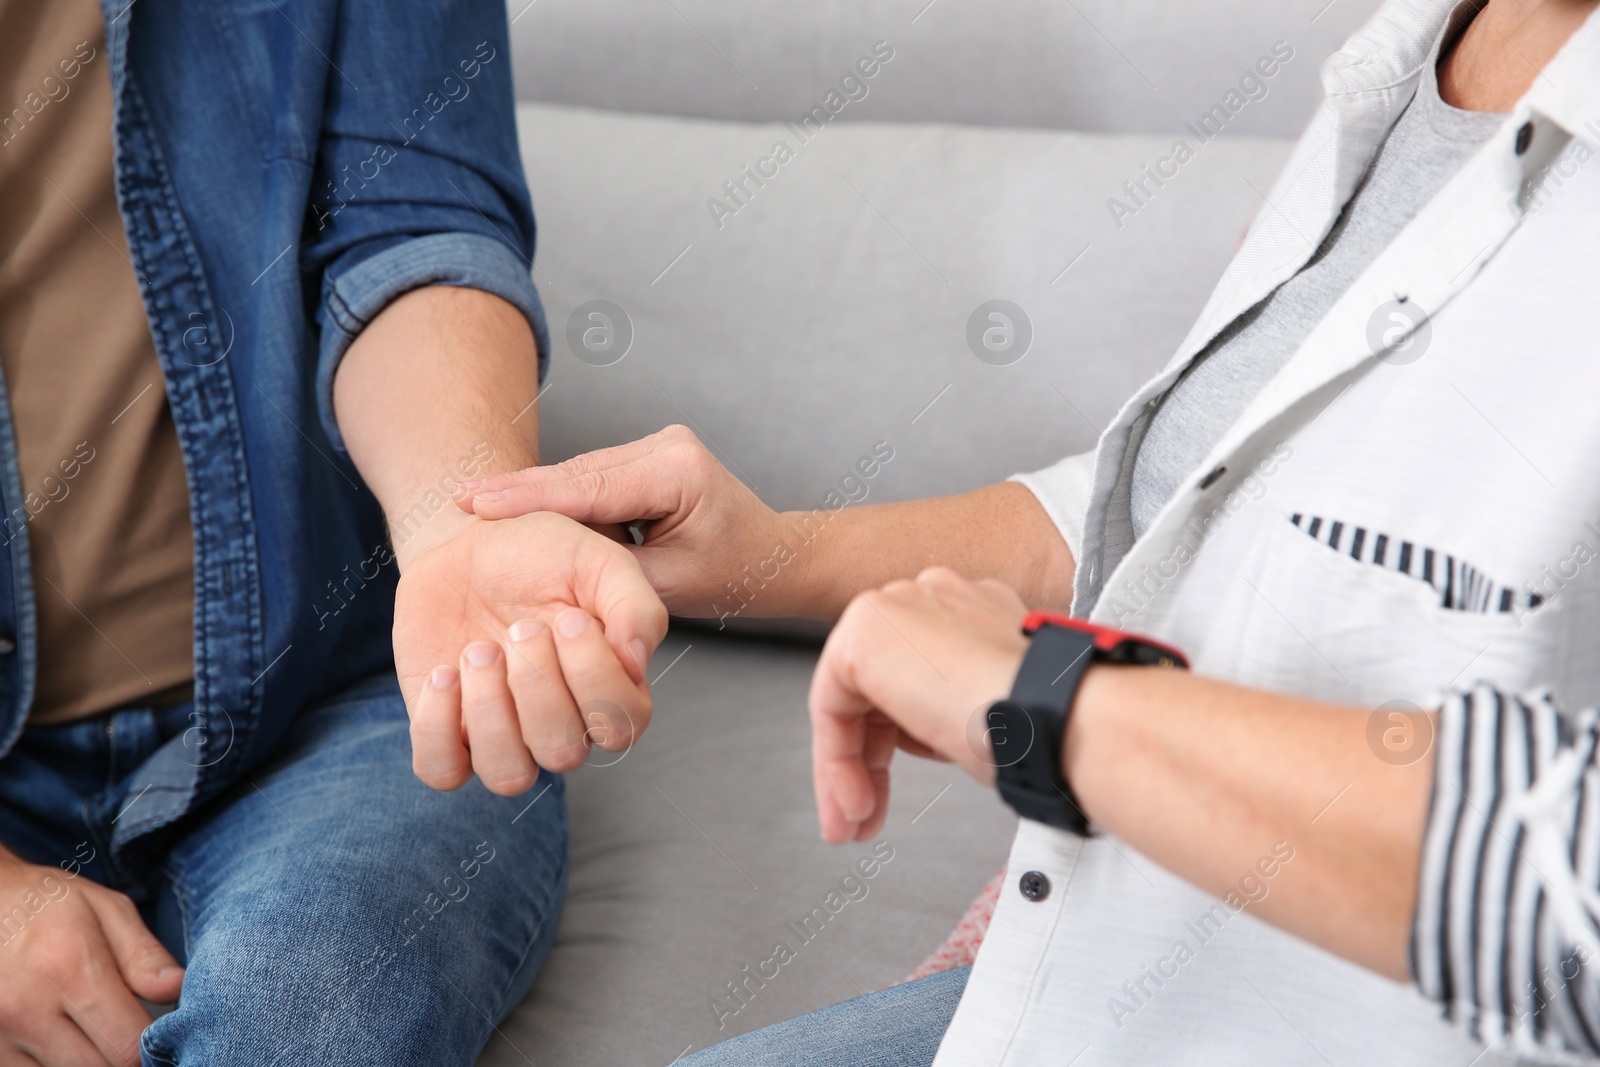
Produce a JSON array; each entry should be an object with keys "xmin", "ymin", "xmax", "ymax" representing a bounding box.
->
[
  {"xmin": 456, "ymin": 425, "xmax": 799, "ymax": 618},
  {"xmin": 332, "ymin": 286, "xmax": 670, "ymax": 793},
  {"xmin": 808, "ymin": 568, "xmax": 1029, "ymax": 844},
  {"xmin": 394, "ymin": 510, "xmax": 668, "ymax": 792},
  {"xmin": 0, "ymin": 848, "xmax": 183, "ymax": 1066}
]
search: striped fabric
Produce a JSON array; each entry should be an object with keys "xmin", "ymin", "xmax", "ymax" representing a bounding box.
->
[
  {"xmin": 1290, "ymin": 513, "xmax": 1543, "ymax": 614},
  {"xmin": 1413, "ymin": 685, "xmax": 1600, "ymax": 1058}
]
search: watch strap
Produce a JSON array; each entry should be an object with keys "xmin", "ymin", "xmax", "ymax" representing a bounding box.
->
[{"xmin": 989, "ymin": 623, "xmax": 1098, "ymax": 836}]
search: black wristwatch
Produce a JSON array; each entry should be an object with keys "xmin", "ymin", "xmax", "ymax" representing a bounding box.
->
[{"xmin": 988, "ymin": 611, "xmax": 1188, "ymax": 836}]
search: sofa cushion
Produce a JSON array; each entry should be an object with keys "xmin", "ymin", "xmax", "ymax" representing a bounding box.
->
[
  {"xmin": 507, "ymin": 0, "xmax": 1382, "ymax": 136},
  {"xmin": 520, "ymin": 100, "xmax": 1293, "ymax": 517},
  {"xmin": 479, "ymin": 628, "xmax": 1017, "ymax": 1066}
]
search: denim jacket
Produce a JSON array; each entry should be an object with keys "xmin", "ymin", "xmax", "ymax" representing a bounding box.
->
[{"xmin": 0, "ymin": 0, "xmax": 549, "ymax": 858}]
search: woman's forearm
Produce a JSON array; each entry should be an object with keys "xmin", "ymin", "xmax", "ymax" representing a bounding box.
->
[
  {"xmin": 1068, "ymin": 665, "xmax": 1434, "ymax": 981},
  {"xmin": 780, "ymin": 482, "xmax": 1076, "ymax": 622}
]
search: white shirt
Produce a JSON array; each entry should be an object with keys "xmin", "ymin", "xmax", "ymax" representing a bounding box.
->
[{"xmin": 935, "ymin": 2, "xmax": 1600, "ymax": 1064}]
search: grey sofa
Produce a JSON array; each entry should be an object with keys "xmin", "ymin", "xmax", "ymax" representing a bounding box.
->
[{"xmin": 480, "ymin": 3, "xmax": 1382, "ymax": 1064}]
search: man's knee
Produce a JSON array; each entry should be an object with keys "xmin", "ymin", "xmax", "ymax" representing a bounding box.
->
[{"xmin": 143, "ymin": 742, "xmax": 568, "ymax": 1065}]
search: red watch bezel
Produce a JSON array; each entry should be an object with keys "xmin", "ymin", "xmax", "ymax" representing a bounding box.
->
[{"xmin": 1020, "ymin": 611, "xmax": 1189, "ymax": 668}]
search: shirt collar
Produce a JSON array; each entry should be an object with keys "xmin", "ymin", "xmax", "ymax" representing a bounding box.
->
[
  {"xmin": 1318, "ymin": 0, "xmax": 1457, "ymax": 99},
  {"xmin": 1318, "ymin": 0, "xmax": 1600, "ymax": 138}
]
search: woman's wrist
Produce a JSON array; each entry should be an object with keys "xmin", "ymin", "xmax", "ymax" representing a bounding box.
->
[
  {"xmin": 1060, "ymin": 663, "xmax": 1133, "ymax": 829},
  {"xmin": 774, "ymin": 484, "xmax": 1078, "ymax": 623},
  {"xmin": 770, "ymin": 509, "xmax": 847, "ymax": 621}
]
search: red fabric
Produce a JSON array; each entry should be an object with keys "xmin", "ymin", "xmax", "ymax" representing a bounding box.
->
[{"xmin": 903, "ymin": 869, "xmax": 1004, "ymax": 982}]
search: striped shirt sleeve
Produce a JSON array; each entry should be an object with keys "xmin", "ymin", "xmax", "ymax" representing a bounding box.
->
[{"xmin": 1412, "ymin": 684, "xmax": 1600, "ymax": 1059}]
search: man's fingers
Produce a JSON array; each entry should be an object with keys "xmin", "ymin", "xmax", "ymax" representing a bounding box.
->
[
  {"xmin": 504, "ymin": 621, "xmax": 590, "ymax": 773},
  {"xmin": 585, "ymin": 552, "xmax": 670, "ymax": 689},
  {"xmin": 459, "ymin": 642, "xmax": 541, "ymax": 796},
  {"xmin": 84, "ymin": 890, "xmax": 182, "ymax": 1005},
  {"xmin": 56, "ymin": 986, "xmax": 149, "ymax": 1067},
  {"xmin": 411, "ymin": 666, "xmax": 473, "ymax": 790},
  {"xmin": 550, "ymin": 608, "xmax": 651, "ymax": 752},
  {"xmin": 19, "ymin": 1016, "xmax": 114, "ymax": 1067},
  {"xmin": 44, "ymin": 920, "xmax": 153, "ymax": 1067}
]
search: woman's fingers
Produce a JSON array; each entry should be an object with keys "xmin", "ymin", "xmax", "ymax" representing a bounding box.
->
[
  {"xmin": 450, "ymin": 435, "xmax": 660, "ymax": 513},
  {"xmin": 483, "ymin": 433, "xmax": 662, "ymax": 489},
  {"xmin": 854, "ymin": 713, "xmax": 898, "ymax": 842},
  {"xmin": 896, "ymin": 734, "xmax": 945, "ymax": 760},
  {"xmin": 459, "ymin": 642, "xmax": 540, "ymax": 796},
  {"xmin": 808, "ymin": 639, "xmax": 882, "ymax": 844},
  {"xmin": 410, "ymin": 666, "xmax": 472, "ymax": 790},
  {"xmin": 464, "ymin": 424, "xmax": 710, "ymax": 524},
  {"xmin": 468, "ymin": 460, "xmax": 678, "ymax": 527}
]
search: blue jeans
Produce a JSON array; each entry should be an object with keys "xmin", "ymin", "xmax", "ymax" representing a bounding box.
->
[
  {"xmin": 679, "ymin": 967, "xmax": 969, "ymax": 1067},
  {"xmin": 0, "ymin": 674, "xmax": 567, "ymax": 1066}
]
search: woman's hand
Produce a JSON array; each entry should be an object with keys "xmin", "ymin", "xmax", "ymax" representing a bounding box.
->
[
  {"xmin": 456, "ymin": 426, "xmax": 806, "ymax": 619},
  {"xmin": 458, "ymin": 427, "xmax": 1080, "ymax": 624},
  {"xmin": 807, "ymin": 568, "xmax": 1029, "ymax": 844},
  {"xmin": 809, "ymin": 570, "xmax": 1431, "ymax": 986}
]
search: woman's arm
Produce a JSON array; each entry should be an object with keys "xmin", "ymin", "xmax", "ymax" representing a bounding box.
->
[
  {"xmin": 804, "ymin": 567, "xmax": 1433, "ymax": 959},
  {"xmin": 808, "ymin": 569, "xmax": 1600, "ymax": 1056},
  {"xmin": 1067, "ymin": 664, "xmax": 1431, "ymax": 982},
  {"xmin": 1074, "ymin": 673, "xmax": 1600, "ymax": 1052},
  {"xmin": 782, "ymin": 481, "xmax": 1075, "ymax": 620},
  {"xmin": 460, "ymin": 425, "xmax": 1077, "ymax": 621}
]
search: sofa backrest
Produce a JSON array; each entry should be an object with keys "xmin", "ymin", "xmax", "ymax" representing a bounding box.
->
[
  {"xmin": 518, "ymin": 103, "xmax": 1296, "ymax": 519},
  {"xmin": 507, "ymin": 0, "xmax": 1384, "ymax": 136}
]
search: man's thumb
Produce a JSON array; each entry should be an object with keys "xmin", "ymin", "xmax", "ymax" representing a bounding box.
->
[{"xmin": 88, "ymin": 888, "xmax": 185, "ymax": 1002}]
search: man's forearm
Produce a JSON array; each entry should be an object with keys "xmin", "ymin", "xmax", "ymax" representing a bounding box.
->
[
  {"xmin": 1068, "ymin": 665, "xmax": 1433, "ymax": 982},
  {"xmin": 333, "ymin": 285, "xmax": 540, "ymax": 567},
  {"xmin": 779, "ymin": 482, "xmax": 1076, "ymax": 621}
]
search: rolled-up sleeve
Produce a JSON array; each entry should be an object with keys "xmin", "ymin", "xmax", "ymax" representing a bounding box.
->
[
  {"xmin": 1009, "ymin": 449, "xmax": 1098, "ymax": 564},
  {"xmin": 314, "ymin": 232, "xmax": 548, "ymax": 451},
  {"xmin": 1412, "ymin": 683, "xmax": 1600, "ymax": 1059},
  {"xmin": 300, "ymin": 0, "xmax": 549, "ymax": 451}
]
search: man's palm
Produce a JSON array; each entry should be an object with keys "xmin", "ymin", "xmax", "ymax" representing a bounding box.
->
[{"xmin": 393, "ymin": 512, "xmax": 667, "ymax": 792}]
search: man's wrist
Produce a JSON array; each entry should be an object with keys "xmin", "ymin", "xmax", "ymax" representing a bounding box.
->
[
  {"xmin": 331, "ymin": 283, "xmax": 542, "ymax": 572},
  {"xmin": 377, "ymin": 441, "xmax": 537, "ymax": 571},
  {"xmin": 389, "ymin": 503, "xmax": 478, "ymax": 571}
]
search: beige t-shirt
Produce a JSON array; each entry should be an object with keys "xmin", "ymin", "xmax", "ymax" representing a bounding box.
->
[{"xmin": 0, "ymin": 0, "xmax": 196, "ymax": 723}]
